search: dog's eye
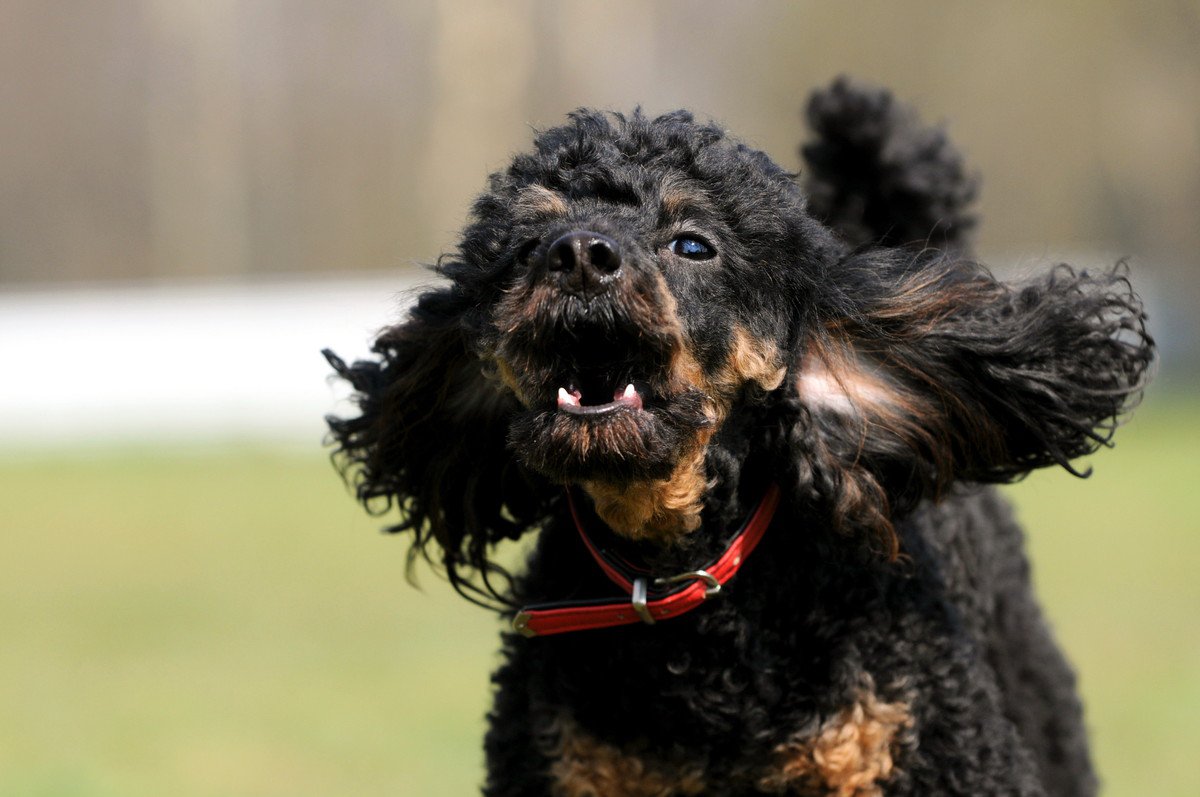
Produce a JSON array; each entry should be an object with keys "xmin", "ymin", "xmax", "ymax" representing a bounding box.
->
[
  {"xmin": 516, "ymin": 238, "xmax": 540, "ymax": 265},
  {"xmin": 667, "ymin": 236, "xmax": 716, "ymax": 261}
]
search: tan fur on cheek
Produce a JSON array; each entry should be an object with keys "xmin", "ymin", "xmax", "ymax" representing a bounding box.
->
[
  {"xmin": 548, "ymin": 718, "xmax": 707, "ymax": 797},
  {"xmin": 758, "ymin": 689, "xmax": 912, "ymax": 797},
  {"xmin": 723, "ymin": 326, "xmax": 787, "ymax": 396},
  {"xmin": 669, "ymin": 326, "xmax": 785, "ymax": 405}
]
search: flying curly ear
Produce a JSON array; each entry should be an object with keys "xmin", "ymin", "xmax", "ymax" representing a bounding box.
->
[
  {"xmin": 792, "ymin": 250, "xmax": 1154, "ymax": 556},
  {"xmin": 324, "ymin": 286, "xmax": 549, "ymax": 607}
]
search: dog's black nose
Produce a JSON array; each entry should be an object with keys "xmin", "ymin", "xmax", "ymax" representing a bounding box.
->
[{"xmin": 545, "ymin": 231, "xmax": 621, "ymax": 299}]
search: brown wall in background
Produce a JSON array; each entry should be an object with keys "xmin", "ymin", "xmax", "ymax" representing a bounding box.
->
[{"xmin": 2, "ymin": 1, "xmax": 1197, "ymax": 298}]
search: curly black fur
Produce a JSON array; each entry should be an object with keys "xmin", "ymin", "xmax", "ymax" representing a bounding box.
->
[
  {"xmin": 803, "ymin": 76, "xmax": 978, "ymax": 251},
  {"xmin": 326, "ymin": 78, "xmax": 1152, "ymax": 794}
]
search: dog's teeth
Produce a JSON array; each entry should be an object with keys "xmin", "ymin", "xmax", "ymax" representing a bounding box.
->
[
  {"xmin": 614, "ymin": 383, "xmax": 639, "ymax": 401},
  {"xmin": 614, "ymin": 383, "xmax": 643, "ymax": 411},
  {"xmin": 557, "ymin": 387, "xmax": 580, "ymax": 408}
]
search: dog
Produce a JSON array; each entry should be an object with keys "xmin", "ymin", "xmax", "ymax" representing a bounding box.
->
[{"xmin": 325, "ymin": 78, "xmax": 1153, "ymax": 795}]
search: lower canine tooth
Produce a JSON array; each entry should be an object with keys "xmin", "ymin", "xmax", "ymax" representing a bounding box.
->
[
  {"xmin": 557, "ymin": 387, "xmax": 579, "ymax": 408},
  {"xmin": 622, "ymin": 383, "xmax": 637, "ymax": 399}
]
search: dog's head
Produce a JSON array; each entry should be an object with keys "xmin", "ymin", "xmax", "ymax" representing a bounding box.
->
[
  {"xmin": 476, "ymin": 111, "xmax": 845, "ymax": 541},
  {"xmin": 327, "ymin": 102, "xmax": 1152, "ymax": 602}
]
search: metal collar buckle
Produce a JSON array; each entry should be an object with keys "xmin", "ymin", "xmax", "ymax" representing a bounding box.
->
[
  {"xmin": 630, "ymin": 578, "xmax": 655, "ymax": 625},
  {"xmin": 630, "ymin": 569, "xmax": 722, "ymax": 626},
  {"xmin": 656, "ymin": 569, "xmax": 722, "ymax": 598}
]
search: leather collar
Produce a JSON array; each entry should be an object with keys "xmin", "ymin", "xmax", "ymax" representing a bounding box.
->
[{"xmin": 513, "ymin": 483, "xmax": 780, "ymax": 637}]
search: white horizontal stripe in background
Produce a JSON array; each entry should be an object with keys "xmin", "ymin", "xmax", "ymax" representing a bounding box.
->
[
  {"xmin": 0, "ymin": 274, "xmax": 427, "ymax": 447},
  {"xmin": 0, "ymin": 260, "xmax": 1176, "ymax": 449}
]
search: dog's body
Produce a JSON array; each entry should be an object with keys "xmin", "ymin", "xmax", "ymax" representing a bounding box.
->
[{"xmin": 327, "ymin": 80, "xmax": 1152, "ymax": 795}]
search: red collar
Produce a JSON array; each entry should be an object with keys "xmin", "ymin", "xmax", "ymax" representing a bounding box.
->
[{"xmin": 512, "ymin": 483, "xmax": 781, "ymax": 637}]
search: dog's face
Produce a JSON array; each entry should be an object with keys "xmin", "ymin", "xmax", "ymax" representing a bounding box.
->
[
  {"xmin": 327, "ymin": 105, "xmax": 1151, "ymax": 594},
  {"xmin": 452, "ymin": 112, "xmax": 841, "ymax": 536}
]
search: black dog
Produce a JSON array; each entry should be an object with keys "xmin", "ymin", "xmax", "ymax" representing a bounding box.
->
[{"xmin": 326, "ymin": 78, "xmax": 1152, "ymax": 795}]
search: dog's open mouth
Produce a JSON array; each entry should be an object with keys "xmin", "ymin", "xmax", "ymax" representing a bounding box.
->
[
  {"xmin": 491, "ymin": 269, "xmax": 715, "ymax": 483},
  {"xmin": 552, "ymin": 336, "xmax": 652, "ymax": 417},
  {"xmin": 532, "ymin": 320, "xmax": 663, "ymax": 417},
  {"xmin": 501, "ymin": 318, "xmax": 710, "ymax": 482},
  {"xmin": 557, "ymin": 382, "xmax": 644, "ymax": 414}
]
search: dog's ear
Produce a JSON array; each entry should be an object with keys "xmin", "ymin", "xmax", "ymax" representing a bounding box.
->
[
  {"xmin": 325, "ymin": 286, "xmax": 547, "ymax": 607},
  {"xmin": 791, "ymin": 250, "xmax": 1154, "ymax": 556}
]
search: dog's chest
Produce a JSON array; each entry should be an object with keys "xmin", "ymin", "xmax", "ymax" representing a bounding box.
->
[
  {"xmin": 540, "ymin": 686, "xmax": 912, "ymax": 796},
  {"xmin": 525, "ymin": 612, "xmax": 913, "ymax": 797}
]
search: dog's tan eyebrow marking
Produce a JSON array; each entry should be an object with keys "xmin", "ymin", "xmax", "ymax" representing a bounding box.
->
[
  {"xmin": 515, "ymin": 185, "xmax": 569, "ymax": 219},
  {"xmin": 657, "ymin": 178, "xmax": 713, "ymax": 223},
  {"xmin": 660, "ymin": 185, "xmax": 695, "ymax": 217}
]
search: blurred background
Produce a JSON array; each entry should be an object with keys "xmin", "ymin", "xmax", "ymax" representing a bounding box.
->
[{"xmin": 1, "ymin": 1, "xmax": 1196, "ymax": 795}]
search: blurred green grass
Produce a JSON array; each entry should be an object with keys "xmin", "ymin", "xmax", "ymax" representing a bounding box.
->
[{"xmin": 1, "ymin": 394, "xmax": 1196, "ymax": 796}]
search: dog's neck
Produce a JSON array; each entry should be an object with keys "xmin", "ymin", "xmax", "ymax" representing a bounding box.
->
[
  {"xmin": 577, "ymin": 413, "xmax": 759, "ymax": 547},
  {"xmin": 580, "ymin": 446, "xmax": 709, "ymax": 543}
]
